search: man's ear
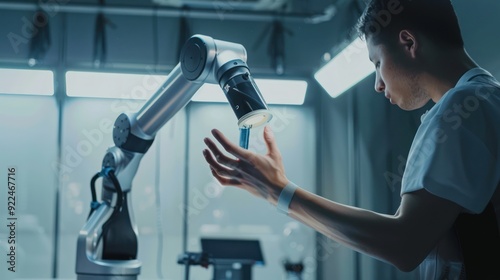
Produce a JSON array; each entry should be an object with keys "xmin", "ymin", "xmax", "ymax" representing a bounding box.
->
[{"xmin": 399, "ymin": 30, "xmax": 418, "ymax": 58}]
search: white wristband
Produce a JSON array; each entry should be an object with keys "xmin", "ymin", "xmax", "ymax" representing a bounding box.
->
[{"xmin": 277, "ymin": 181, "xmax": 298, "ymax": 215}]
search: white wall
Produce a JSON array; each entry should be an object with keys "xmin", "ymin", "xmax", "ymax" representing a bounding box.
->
[
  {"xmin": 0, "ymin": 89, "xmax": 317, "ymax": 280},
  {"xmin": 0, "ymin": 95, "xmax": 58, "ymax": 280}
]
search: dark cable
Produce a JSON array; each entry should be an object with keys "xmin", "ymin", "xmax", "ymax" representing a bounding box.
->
[
  {"xmin": 252, "ymin": 19, "xmax": 293, "ymax": 75},
  {"xmin": 106, "ymin": 169, "xmax": 124, "ymax": 213},
  {"xmin": 177, "ymin": 10, "xmax": 191, "ymax": 61},
  {"xmin": 29, "ymin": 8, "xmax": 51, "ymax": 66},
  {"xmin": 88, "ymin": 171, "xmax": 102, "ymax": 219},
  {"xmin": 93, "ymin": 0, "xmax": 116, "ymax": 67},
  {"xmin": 152, "ymin": 4, "xmax": 159, "ymax": 73},
  {"xmin": 269, "ymin": 20, "xmax": 294, "ymax": 75},
  {"xmin": 93, "ymin": 12, "xmax": 106, "ymax": 67},
  {"xmin": 90, "ymin": 172, "xmax": 100, "ymax": 202}
]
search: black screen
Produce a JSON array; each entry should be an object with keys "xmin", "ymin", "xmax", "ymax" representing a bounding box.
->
[{"xmin": 200, "ymin": 238, "xmax": 265, "ymax": 265}]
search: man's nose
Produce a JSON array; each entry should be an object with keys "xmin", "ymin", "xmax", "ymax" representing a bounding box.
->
[{"xmin": 375, "ymin": 77, "xmax": 385, "ymax": 93}]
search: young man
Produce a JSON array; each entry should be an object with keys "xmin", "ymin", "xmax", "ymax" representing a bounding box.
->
[{"xmin": 202, "ymin": 0, "xmax": 500, "ymax": 278}]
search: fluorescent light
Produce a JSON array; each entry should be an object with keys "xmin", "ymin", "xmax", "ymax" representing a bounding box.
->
[
  {"xmin": 191, "ymin": 83, "xmax": 227, "ymax": 103},
  {"xmin": 314, "ymin": 37, "xmax": 374, "ymax": 98},
  {"xmin": 66, "ymin": 71, "xmax": 307, "ymax": 105},
  {"xmin": 254, "ymin": 79, "xmax": 307, "ymax": 105},
  {"xmin": 66, "ymin": 71, "xmax": 167, "ymax": 99},
  {"xmin": 192, "ymin": 79, "xmax": 308, "ymax": 105},
  {"xmin": 0, "ymin": 68, "xmax": 54, "ymax": 96}
]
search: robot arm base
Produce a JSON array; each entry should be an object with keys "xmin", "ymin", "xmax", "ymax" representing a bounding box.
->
[
  {"xmin": 77, "ymin": 261, "xmax": 141, "ymax": 280},
  {"xmin": 78, "ymin": 276, "xmax": 137, "ymax": 280},
  {"xmin": 76, "ymin": 202, "xmax": 141, "ymax": 279}
]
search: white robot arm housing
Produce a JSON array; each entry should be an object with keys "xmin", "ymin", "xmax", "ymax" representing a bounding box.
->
[{"xmin": 75, "ymin": 34, "xmax": 273, "ymax": 280}]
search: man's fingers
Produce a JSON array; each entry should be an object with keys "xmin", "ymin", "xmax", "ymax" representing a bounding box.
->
[
  {"xmin": 203, "ymin": 137, "xmax": 240, "ymax": 168},
  {"xmin": 263, "ymin": 126, "xmax": 282, "ymax": 159},
  {"xmin": 210, "ymin": 167, "xmax": 241, "ymax": 186},
  {"xmin": 202, "ymin": 149, "xmax": 237, "ymax": 176},
  {"xmin": 211, "ymin": 129, "xmax": 253, "ymax": 161}
]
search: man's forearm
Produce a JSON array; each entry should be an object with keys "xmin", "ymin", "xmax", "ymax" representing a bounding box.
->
[{"xmin": 287, "ymin": 187, "xmax": 418, "ymax": 271}]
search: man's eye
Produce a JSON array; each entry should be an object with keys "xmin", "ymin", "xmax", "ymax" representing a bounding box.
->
[{"xmin": 375, "ymin": 62, "xmax": 380, "ymax": 68}]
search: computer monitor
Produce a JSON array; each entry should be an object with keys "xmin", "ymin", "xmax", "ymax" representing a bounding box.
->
[{"xmin": 200, "ymin": 238, "xmax": 265, "ymax": 280}]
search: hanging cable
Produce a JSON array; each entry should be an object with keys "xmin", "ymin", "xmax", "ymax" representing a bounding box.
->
[
  {"xmin": 88, "ymin": 166, "xmax": 123, "ymax": 219},
  {"xmin": 28, "ymin": 2, "xmax": 51, "ymax": 66},
  {"xmin": 176, "ymin": 8, "xmax": 191, "ymax": 62},
  {"xmin": 93, "ymin": 0, "xmax": 116, "ymax": 68},
  {"xmin": 268, "ymin": 20, "xmax": 292, "ymax": 75},
  {"xmin": 253, "ymin": 18, "xmax": 293, "ymax": 75},
  {"xmin": 152, "ymin": 4, "xmax": 159, "ymax": 73},
  {"xmin": 88, "ymin": 171, "xmax": 102, "ymax": 219},
  {"xmin": 88, "ymin": 167, "xmax": 124, "ymax": 216},
  {"xmin": 105, "ymin": 169, "xmax": 124, "ymax": 213},
  {"xmin": 90, "ymin": 172, "xmax": 100, "ymax": 202},
  {"xmin": 93, "ymin": 8, "xmax": 106, "ymax": 67}
]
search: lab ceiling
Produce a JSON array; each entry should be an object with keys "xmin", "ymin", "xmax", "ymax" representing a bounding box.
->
[{"xmin": 0, "ymin": 0, "xmax": 499, "ymax": 81}]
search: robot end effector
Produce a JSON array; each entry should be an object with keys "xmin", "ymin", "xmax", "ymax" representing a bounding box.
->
[{"xmin": 181, "ymin": 35, "xmax": 273, "ymax": 130}]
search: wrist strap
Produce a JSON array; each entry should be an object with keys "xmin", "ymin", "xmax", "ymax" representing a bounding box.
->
[{"xmin": 277, "ymin": 181, "xmax": 298, "ymax": 215}]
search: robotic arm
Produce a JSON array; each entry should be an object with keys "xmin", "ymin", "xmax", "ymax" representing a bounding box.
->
[{"xmin": 75, "ymin": 34, "xmax": 273, "ymax": 280}]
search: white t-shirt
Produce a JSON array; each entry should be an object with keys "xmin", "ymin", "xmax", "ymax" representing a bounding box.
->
[{"xmin": 401, "ymin": 67, "xmax": 500, "ymax": 279}]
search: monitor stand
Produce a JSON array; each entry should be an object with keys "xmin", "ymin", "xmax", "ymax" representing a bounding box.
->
[
  {"xmin": 213, "ymin": 263, "xmax": 252, "ymax": 280},
  {"xmin": 200, "ymin": 238, "xmax": 265, "ymax": 280}
]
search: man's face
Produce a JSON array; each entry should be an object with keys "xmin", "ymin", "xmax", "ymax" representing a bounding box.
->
[{"xmin": 366, "ymin": 36, "xmax": 430, "ymax": 111}]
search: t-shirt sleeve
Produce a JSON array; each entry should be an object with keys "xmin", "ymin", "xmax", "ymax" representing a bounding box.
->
[{"xmin": 401, "ymin": 93, "xmax": 498, "ymax": 213}]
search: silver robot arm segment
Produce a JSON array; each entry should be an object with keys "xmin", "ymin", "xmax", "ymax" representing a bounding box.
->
[{"xmin": 76, "ymin": 34, "xmax": 273, "ymax": 280}]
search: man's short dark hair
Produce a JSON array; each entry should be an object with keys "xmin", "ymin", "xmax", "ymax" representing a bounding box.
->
[{"xmin": 355, "ymin": 0, "xmax": 464, "ymax": 48}]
